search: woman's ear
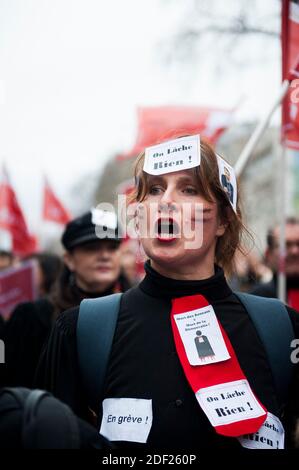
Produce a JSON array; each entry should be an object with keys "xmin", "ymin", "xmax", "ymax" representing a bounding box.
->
[
  {"xmin": 216, "ymin": 220, "xmax": 227, "ymax": 237},
  {"xmin": 216, "ymin": 207, "xmax": 230, "ymax": 237},
  {"xmin": 63, "ymin": 251, "xmax": 75, "ymax": 272}
]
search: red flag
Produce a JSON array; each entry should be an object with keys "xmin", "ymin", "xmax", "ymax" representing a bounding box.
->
[
  {"xmin": 117, "ymin": 106, "xmax": 233, "ymax": 160},
  {"xmin": 0, "ymin": 167, "xmax": 38, "ymax": 256},
  {"xmin": 282, "ymin": 0, "xmax": 299, "ymax": 148},
  {"xmin": 43, "ymin": 178, "xmax": 71, "ymax": 224}
]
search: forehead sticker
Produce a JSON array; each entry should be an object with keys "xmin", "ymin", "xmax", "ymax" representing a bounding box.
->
[
  {"xmin": 216, "ymin": 154, "xmax": 237, "ymax": 213},
  {"xmin": 143, "ymin": 135, "xmax": 201, "ymax": 176}
]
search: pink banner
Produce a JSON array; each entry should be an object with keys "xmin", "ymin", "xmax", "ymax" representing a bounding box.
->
[{"xmin": 0, "ymin": 261, "xmax": 37, "ymax": 320}]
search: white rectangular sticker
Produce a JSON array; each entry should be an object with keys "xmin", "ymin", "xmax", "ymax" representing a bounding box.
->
[
  {"xmin": 238, "ymin": 412, "xmax": 285, "ymax": 450},
  {"xmin": 100, "ymin": 398, "xmax": 153, "ymax": 443},
  {"xmin": 174, "ymin": 305, "xmax": 230, "ymax": 366},
  {"xmin": 196, "ymin": 379, "xmax": 266, "ymax": 427},
  {"xmin": 216, "ymin": 154, "xmax": 237, "ymax": 213},
  {"xmin": 144, "ymin": 135, "xmax": 201, "ymax": 175}
]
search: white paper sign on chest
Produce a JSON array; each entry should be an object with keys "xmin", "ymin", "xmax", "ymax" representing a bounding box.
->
[
  {"xmin": 143, "ymin": 134, "xmax": 201, "ymax": 176},
  {"xmin": 238, "ymin": 412, "xmax": 285, "ymax": 450},
  {"xmin": 196, "ymin": 379, "xmax": 266, "ymax": 427},
  {"xmin": 100, "ymin": 398, "xmax": 153, "ymax": 443}
]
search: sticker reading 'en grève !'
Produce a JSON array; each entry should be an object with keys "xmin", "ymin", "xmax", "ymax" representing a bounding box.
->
[{"xmin": 100, "ymin": 398, "xmax": 153, "ymax": 443}]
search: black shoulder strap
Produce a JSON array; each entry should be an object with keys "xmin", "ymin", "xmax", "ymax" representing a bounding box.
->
[
  {"xmin": 77, "ymin": 293, "xmax": 122, "ymax": 413},
  {"xmin": 235, "ymin": 292, "xmax": 295, "ymax": 407}
]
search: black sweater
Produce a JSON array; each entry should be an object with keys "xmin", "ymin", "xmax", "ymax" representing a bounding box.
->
[{"xmin": 35, "ymin": 263, "xmax": 299, "ymax": 449}]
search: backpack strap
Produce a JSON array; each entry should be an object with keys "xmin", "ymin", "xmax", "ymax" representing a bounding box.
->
[
  {"xmin": 77, "ymin": 293, "xmax": 122, "ymax": 413},
  {"xmin": 235, "ymin": 292, "xmax": 295, "ymax": 408}
]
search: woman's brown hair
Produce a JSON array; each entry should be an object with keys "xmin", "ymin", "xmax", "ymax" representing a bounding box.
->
[{"xmin": 129, "ymin": 136, "xmax": 250, "ymax": 275}]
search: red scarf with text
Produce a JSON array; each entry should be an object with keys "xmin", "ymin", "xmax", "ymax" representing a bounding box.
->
[{"xmin": 170, "ymin": 294, "xmax": 267, "ymax": 437}]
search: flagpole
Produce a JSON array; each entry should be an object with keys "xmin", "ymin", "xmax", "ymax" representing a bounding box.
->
[
  {"xmin": 278, "ymin": 145, "xmax": 287, "ymax": 303},
  {"xmin": 234, "ymin": 78, "xmax": 290, "ymax": 301},
  {"xmin": 235, "ymin": 79, "xmax": 290, "ymax": 177}
]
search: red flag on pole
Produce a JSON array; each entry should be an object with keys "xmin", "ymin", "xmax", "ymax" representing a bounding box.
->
[
  {"xmin": 117, "ymin": 106, "xmax": 233, "ymax": 160},
  {"xmin": 282, "ymin": 0, "xmax": 299, "ymax": 148},
  {"xmin": 43, "ymin": 178, "xmax": 71, "ymax": 225},
  {"xmin": 0, "ymin": 167, "xmax": 38, "ymax": 256}
]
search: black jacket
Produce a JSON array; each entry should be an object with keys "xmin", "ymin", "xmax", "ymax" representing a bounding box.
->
[
  {"xmin": 1, "ymin": 299, "xmax": 54, "ymax": 389},
  {"xmin": 35, "ymin": 263, "xmax": 299, "ymax": 449},
  {"xmin": 1, "ymin": 278, "xmax": 131, "ymax": 389}
]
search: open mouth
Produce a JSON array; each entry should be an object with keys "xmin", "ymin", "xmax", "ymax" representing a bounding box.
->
[{"xmin": 155, "ymin": 218, "xmax": 180, "ymax": 240}]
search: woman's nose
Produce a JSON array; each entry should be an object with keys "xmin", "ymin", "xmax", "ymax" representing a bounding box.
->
[
  {"xmin": 161, "ymin": 186, "xmax": 175, "ymax": 202},
  {"xmin": 159, "ymin": 188, "xmax": 177, "ymax": 212}
]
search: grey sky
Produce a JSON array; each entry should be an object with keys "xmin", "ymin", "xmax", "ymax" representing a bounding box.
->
[{"xmin": 0, "ymin": 0, "xmax": 280, "ymax": 234}]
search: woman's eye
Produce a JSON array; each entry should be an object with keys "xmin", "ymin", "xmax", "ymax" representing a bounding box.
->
[
  {"xmin": 149, "ymin": 186, "xmax": 163, "ymax": 195},
  {"xmin": 183, "ymin": 187, "xmax": 197, "ymax": 195}
]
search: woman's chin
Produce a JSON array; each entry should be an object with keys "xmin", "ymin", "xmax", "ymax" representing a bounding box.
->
[
  {"xmin": 142, "ymin": 238, "xmax": 188, "ymax": 266},
  {"xmin": 149, "ymin": 248, "xmax": 184, "ymax": 266}
]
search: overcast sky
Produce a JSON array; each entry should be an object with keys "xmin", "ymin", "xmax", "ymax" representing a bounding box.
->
[{"xmin": 0, "ymin": 0, "xmax": 281, "ymax": 232}]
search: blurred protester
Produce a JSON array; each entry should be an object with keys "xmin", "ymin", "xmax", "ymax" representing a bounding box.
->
[
  {"xmin": 1, "ymin": 209, "xmax": 129, "ymax": 389},
  {"xmin": 51, "ymin": 210, "xmax": 130, "ymax": 315},
  {"xmin": 23, "ymin": 252, "xmax": 63, "ymax": 298},
  {"xmin": 0, "ymin": 250, "xmax": 14, "ymax": 272},
  {"xmin": 229, "ymin": 248, "xmax": 272, "ymax": 292},
  {"xmin": 251, "ymin": 217, "xmax": 299, "ymax": 310}
]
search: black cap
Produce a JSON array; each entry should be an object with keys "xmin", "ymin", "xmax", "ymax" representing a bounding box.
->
[{"xmin": 61, "ymin": 209, "xmax": 122, "ymax": 250}]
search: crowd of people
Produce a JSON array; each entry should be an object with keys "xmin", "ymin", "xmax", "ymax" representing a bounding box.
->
[{"xmin": 0, "ymin": 136, "xmax": 298, "ymax": 452}]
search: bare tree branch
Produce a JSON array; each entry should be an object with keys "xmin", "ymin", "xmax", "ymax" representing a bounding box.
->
[{"xmin": 160, "ymin": 0, "xmax": 280, "ymax": 66}]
